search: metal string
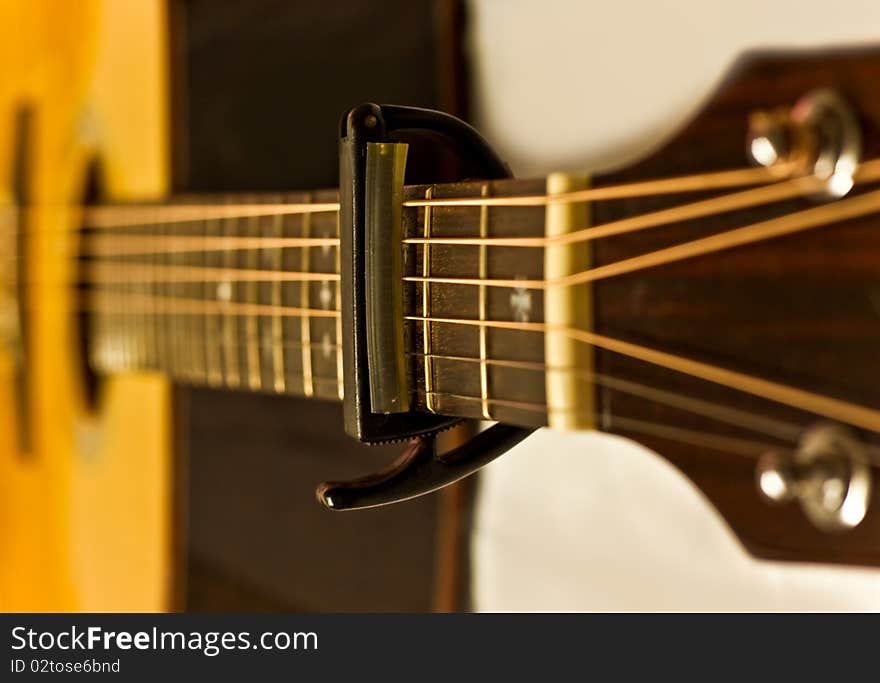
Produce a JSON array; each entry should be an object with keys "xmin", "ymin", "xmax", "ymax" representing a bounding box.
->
[{"xmin": 404, "ymin": 315, "xmax": 880, "ymax": 435}]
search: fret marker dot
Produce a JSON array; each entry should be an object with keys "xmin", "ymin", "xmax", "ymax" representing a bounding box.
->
[
  {"xmin": 319, "ymin": 281, "xmax": 333, "ymax": 309},
  {"xmin": 216, "ymin": 281, "xmax": 232, "ymax": 302},
  {"xmin": 510, "ymin": 286, "xmax": 532, "ymax": 323},
  {"xmin": 321, "ymin": 332, "xmax": 333, "ymax": 359}
]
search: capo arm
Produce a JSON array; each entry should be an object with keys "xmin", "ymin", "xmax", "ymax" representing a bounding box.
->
[{"xmin": 317, "ymin": 424, "xmax": 532, "ymax": 510}]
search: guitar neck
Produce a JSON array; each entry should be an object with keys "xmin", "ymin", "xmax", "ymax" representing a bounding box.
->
[
  {"xmin": 85, "ymin": 177, "xmax": 561, "ymax": 428},
  {"xmin": 86, "ymin": 189, "xmax": 346, "ymax": 402},
  {"xmin": 85, "ymin": 154, "xmax": 880, "ymax": 445}
]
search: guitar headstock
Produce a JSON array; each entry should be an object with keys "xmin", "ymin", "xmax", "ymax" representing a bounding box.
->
[{"xmin": 589, "ymin": 46, "xmax": 880, "ymax": 565}]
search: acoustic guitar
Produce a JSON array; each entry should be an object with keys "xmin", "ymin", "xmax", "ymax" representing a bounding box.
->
[{"xmin": 3, "ymin": 1, "xmax": 880, "ymax": 612}]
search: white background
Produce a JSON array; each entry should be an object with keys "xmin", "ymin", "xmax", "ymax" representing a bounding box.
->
[{"xmin": 468, "ymin": 0, "xmax": 880, "ymax": 610}]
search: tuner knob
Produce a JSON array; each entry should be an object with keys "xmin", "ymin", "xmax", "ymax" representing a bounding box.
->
[
  {"xmin": 746, "ymin": 88, "xmax": 861, "ymax": 198},
  {"xmin": 756, "ymin": 423, "xmax": 873, "ymax": 532}
]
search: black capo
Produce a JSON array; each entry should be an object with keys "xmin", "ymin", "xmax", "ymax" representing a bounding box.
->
[{"xmin": 316, "ymin": 103, "xmax": 534, "ymax": 510}]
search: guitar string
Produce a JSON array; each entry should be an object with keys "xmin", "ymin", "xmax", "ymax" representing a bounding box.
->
[
  {"xmin": 3, "ymin": 160, "xmax": 800, "ymax": 236},
  {"xmin": 82, "ymin": 262, "xmax": 339, "ymax": 282},
  {"xmin": 412, "ymin": 352, "xmax": 879, "ymax": 463},
  {"xmin": 81, "ymin": 235, "xmax": 338, "ymax": 256},
  {"xmin": 405, "ymin": 351, "xmax": 802, "ymax": 442},
  {"xmin": 81, "ymin": 162, "xmax": 793, "ymax": 226},
  {"xmin": 104, "ymin": 333, "xmax": 880, "ymax": 468},
  {"xmin": 8, "ymin": 158, "xmax": 877, "ymax": 275},
  {"xmin": 91, "ymin": 328, "xmax": 798, "ymax": 460},
  {"xmin": 67, "ymin": 163, "xmax": 859, "ymax": 260},
  {"xmin": 404, "ymin": 315, "xmax": 880, "ymax": 435},
  {"xmin": 55, "ymin": 173, "xmax": 880, "ymax": 434},
  {"xmin": 413, "ymin": 390, "xmax": 790, "ymax": 460},
  {"xmin": 81, "ymin": 291, "xmax": 339, "ymax": 318},
  {"xmin": 19, "ymin": 162, "xmax": 878, "ymax": 285},
  {"xmin": 404, "ymin": 163, "xmax": 800, "ymax": 207},
  {"xmin": 90, "ymin": 336, "xmax": 789, "ymax": 461},
  {"xmin": 72, "ymin": 290, "xmax": 880, "ymax": 436},
  {"xmin": 404, "ymin": 183, "xmax": 880, "ymax": 289},
  {"xmin": 403, "ymin": 158, "xmax": 880, "ymax": 247},
  {"xmin": 17, "ymin": 165, "xmax": 880, "ymax": 434},
  {"xmin": 82, "ymin": 202, "xmax": 341, "ymax": 227},
  {"xmin": 31, "ymin": 178, "xmax": 880, "ymax": 436}
]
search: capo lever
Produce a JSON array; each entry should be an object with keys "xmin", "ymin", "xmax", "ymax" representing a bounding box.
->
[{"xmin": 318, "ymin": 424, "xmax": 532, "ymax": 511}]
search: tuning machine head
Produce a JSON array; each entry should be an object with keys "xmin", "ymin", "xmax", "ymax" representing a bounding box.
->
[
  {"xmin": 747, "ymin": 88, "xmax": 862, "ymax": 198},
  {"xmin": 756, "ymin": 423, "xmax": 873, "ymax": 532}
]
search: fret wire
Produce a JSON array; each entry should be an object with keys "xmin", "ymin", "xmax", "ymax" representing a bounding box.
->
[
  {"xmin": 175, "ymin": 212, "xmax": 192, "ymax": 380},
  {"xmin": 334, "ymin": 210, "xmax": 344, "ymax": 400},
  {"xmin": 190, "ymin": 217, "xmax": 207, "ymax": 383},
  {"xmin": 422, "ymin": 186, "xmax": 436, "ymax": 412},
  {"xmin": 172, "ymin": 214, "xmax": 186, "ymax": 379},
  {"xmin": 126, "ymin": 227, "xmax": 142, "ymax": 369},
  {"xmin": 478, "ymin": 183, "xmax": 491, "ymax": 419},
  {"xmin": 155, "ymin": 220, "xmax": 170, "ymax": 375},
  {"xmin": 153, "ymin": 218, "xmax": 166, "ymax": 375},
  {"xmin": 144, "ymin": 217, "xmax": 158, "ymax": 370},
  {"xmin": 188, "ymin": 216, "xmax": 204, "ymax": 381},
  {"xmin": 222, "ymin": 201, "xmax": 241, "ymax": 388},
  {"xmin": 270, "ymin": 201, "xmax": 286, "ymax": 393},
  {"xmin": 300, "ymin": 197, "xmax": 315, "ymax": 398},
  {"xmin": 126, "ymin": 234, "xmax": 138, "ymax": 370},
  {"xmin": 204, "ymin": 214, "xmax": 223, "ymax": 386},
  {"xmin": 163, "ymin": 218, "xmax": 178, "ymax": 377},
  {"xmin": 245, "ymin": 199, "xmax": 262, "ymax": 391},
  {"xmin": 124, "ymin": 232, "xmax": 137, "ymax": 370}
]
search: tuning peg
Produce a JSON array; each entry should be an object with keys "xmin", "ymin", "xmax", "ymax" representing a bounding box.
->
[
  {"xmin": 756, "ymin": 423, "xmax": 873, "ymax": 532},
  {"xmin": 747, "ymin": 88, "xmax": 861, "ymax": 198}
]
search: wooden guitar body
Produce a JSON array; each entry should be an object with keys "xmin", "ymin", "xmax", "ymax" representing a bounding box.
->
[{"xmin": 0, "ymin": 1, "xmax": 172, "ymax": 611}]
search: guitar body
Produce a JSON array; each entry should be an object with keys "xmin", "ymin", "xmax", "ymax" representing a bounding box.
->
[{"xmin": 0, "ymin": 1, "xmax": 172, "ymax": 611}]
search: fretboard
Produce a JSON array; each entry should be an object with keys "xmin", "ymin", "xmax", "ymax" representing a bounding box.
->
[
  {"xmin": 403, "ymin": 177, "xmax": 552, "ymax": 428},
  {"xmin": 86, "ymin": 189, "xmax": 346, "ymax": 402},
  {"xmin": 84, "ymin": 180, "xmax": 557, "ymax": 426}
]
